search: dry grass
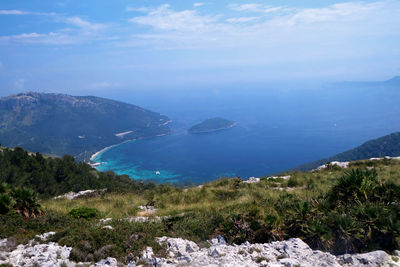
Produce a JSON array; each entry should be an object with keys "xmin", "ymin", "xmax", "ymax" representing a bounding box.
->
[{"xmin": 42, "ymin": 158, "xmax": 400, "ymax": 220}]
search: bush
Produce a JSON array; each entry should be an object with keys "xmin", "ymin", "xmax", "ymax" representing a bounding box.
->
[
  {"xmin": 0, "ymin": 184, "xmax": 42, "ymax": 218},
  {"xmin": 11, "ymin": 188, "xmax": 42, "ymax": 218},
  {"xmin": 0, "ymin": 193, "xmax": 14, "ymax": 214},
  {"xmin": 69, "ymin": 207, "xmax": 99, "ymax": 219}
]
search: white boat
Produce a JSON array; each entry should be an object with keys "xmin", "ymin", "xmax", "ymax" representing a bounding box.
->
[{"xmin": 155, "ymin": 171, "xmax": 160, "ymax": 175}]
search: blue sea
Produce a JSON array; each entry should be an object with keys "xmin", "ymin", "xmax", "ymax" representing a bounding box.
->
[{"xmin": 92, "ymin": 82, "xmax": 400, "ymax": 184}]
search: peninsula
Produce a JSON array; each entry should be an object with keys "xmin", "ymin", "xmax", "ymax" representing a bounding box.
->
[
  {"xmin": 188, "ymin": 117, "xmax": 237, "ymax": 134},
  {"xmin": 0, "ymin": 92, "xmax": 171, "ymax": 161}
]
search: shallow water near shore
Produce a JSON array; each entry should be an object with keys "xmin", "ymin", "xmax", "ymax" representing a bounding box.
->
[{"xmin": 93, "ymin": 84, "xmax": 400, "ymax": 184}]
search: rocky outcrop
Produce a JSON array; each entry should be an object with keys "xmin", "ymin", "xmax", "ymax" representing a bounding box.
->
[
  {"xmin": 0, "ymin": 239, "xmax": 74, "ymax": 267},
  {"xmin": 316, "ymin": 161, "xmax": 350, "ymax": 170},
  {"xmin": 138, "ymin": 237, "xmax": 399, "ymax": 267},
  {"xmin": 315, "ymin": 156, "xmax": 400, "ymax": 171},
  {"xmin": 54, "ymin": 189, "xmax": 106, "ymax": 200},
  {"xmin": 1, "ymin": 233, "xmax": 398, "ymax": 266},
  {"xmin": 0, "ymin": 233, "xmax": 118, "ymax": 267},
  {"xmin": 244, "ymin": 177, "xmax": 261, "ymax": 184}
]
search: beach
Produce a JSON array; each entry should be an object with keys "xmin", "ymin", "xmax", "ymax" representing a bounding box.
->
[{"xmin": 89, "ymin": 139, "xmax": 135, "ymax": 165}]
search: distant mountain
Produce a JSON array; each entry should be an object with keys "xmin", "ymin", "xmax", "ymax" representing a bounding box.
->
[
  {"xmin": 333, "ymin": 76, "xmax": 400, "ymax": 87},
  {"xmin": 0, "ymin": 92, "xmax": 171, "ymax": 160},
  {"xmin": 188, "ymin": 117, "xmax": 236, "ymax": 134},
  {"xmin": 295, "ymin": 132, "xmax": 400, "ymax": 171}
]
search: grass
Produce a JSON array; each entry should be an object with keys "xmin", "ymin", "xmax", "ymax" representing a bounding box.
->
[
  {"xmin": 2, "ymin": 158, "xmax": 400, "ymax": 263},
  {"xmin": 43, "ymin": 193, "xmax": 143, "ymax": 219}
]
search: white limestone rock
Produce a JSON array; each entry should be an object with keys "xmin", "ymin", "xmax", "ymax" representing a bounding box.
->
[
  {"xmin": 244, "ymin": 177, "xmax": 261, "ymax": 184},
  {"xmin": 0, "ymin": 241, "xmax": 74, "ymax": 267},
  {"xmin": 35, "ymin": 231, "xmax": 56, "ymax": 241},
  {"xmin": 136, "ymin": 237, "xmax": 397, "ymax": 267},
  {"xmin": 54, "ymin": 188, "xmax": 106, "ymax": 200},
  {"xmin": 91, "ymin": 257, "xmax": 118, "ymax": 266}
]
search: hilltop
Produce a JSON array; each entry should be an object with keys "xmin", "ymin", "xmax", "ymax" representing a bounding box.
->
[{"xmin": 0, "ymin": 92, "xmax": 171, "ymax": 160}]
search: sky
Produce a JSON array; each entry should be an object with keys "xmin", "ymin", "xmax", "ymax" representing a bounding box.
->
[{"xmin": 0, "ymin": 0, "xmax": 399, "ymax": 96}]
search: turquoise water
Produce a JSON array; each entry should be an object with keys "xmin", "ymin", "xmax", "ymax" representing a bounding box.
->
[{"xmin": 93, "ymin": 84, "xmax": 400, "ymax": 184}]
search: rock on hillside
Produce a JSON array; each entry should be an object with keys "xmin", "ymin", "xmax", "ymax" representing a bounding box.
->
[
  {"xmin": 0, "ymin": 92, "xmax": 171, "ymax": 159},
  {"xmin": 140, "ymin": 237, "xmax": 399, "ymax": 267},
  {"xmin": 1, "ymin": 233, "xmax": 398, "ymax": 266}
]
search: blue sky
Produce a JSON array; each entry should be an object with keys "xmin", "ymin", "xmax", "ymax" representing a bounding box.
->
[{"xmin": 0, "ymin": 0, "xmax": 399, "ymax": 96}]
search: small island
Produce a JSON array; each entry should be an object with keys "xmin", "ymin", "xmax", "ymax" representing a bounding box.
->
[{"xmin": 188, "ymin": 117, "xmax": 237, "ymax": 134}]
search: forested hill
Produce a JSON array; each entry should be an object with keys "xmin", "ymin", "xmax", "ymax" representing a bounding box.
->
[
  {"xmin": 0, "ymin": 92, "xmax": 171, "ymax": 160},
  {"xmin": 0, "ymin": 146, "xmax": 153, "ymax": 197},
  {"xmin": 295, "ymin": 132, "xmax": 400, "ymax": 171}
]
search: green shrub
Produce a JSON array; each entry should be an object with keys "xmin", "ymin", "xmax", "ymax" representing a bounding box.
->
[
  {"xmin": 69, "ymin": 207, "xmax": 99, "ymax": 219},
  {"xmin": 10, "ymin": 187, "xmax": 42, "ymax": 218},
  {"xmin": 0, "ymin": 193, "xmax": 14, "ymax": 214},
  {"xmin": 328, "ymin": 169, "xmax": 378, "ymax": 205},
  {"xmin": 287, "ymin": 177, "xmax": 299, "ymax": 187}
]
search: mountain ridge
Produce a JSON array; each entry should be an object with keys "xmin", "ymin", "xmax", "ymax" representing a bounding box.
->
[
  {"xmin": 294, "ymin": 131, "xmax": 400, "ymax": 171},
  {"xmin": 0, "ymin": 92, "xmax": 171, "ymax": 160}
]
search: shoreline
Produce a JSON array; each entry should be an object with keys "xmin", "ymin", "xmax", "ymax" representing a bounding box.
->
[
  {"xmin": 89, "ymin": 130, "xmax": 172, "ymax": 168},
  {"xmin": 90, "ymin": 119, "xmax": 173, "ymax": 163},
  {"xmin": 89, "ymin": 139, "xmax": 136, "ymax": 166}
]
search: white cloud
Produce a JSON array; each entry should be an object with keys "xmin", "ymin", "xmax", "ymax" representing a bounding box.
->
[
  {"xmin": 0, "ymin": 10, "xmax": 56, "ymax": 16},
  {"xmin": 125, "ymin": 1, "xmax": 400, "ymax": 50},
  {"xmin": 228, "ymin": 4, "xmax": 286, "ymax": 14},
  {"xmin": 286, "ymin": 2, "xmax": 380, "ymax": 25},
  {"xmin": 0, "ymin": 10, "xmax": 30, "ymax": 15},
  {"xmin": 66, "ymin": 17, "xmax": 106, "ymax": 32},
  {"xmin": 0, "ymin": 14, "xmax": 107, "ymax": 45},
  {"xmin": 194, "ymin": 3, "xmax": 204, "ymax": 8},
  {"xmin": 12, "ymin": 32, "xmax": 50, "ymax": 39},
  {"xmin": 226, "ymin": 17, "xmax": 259, "ymax": 23},
  {"xmin": 229, "ymin": 3, "xmax": 263, "ymax": 12},
  {"xmin": 2, "ymin": 31, "xmax": 79, "ymax": 45},
  {"xmin": 130, "ymin": 4, "xmax": 219, "ymax": 31}
]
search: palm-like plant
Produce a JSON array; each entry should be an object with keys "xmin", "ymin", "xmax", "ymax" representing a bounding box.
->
[
  {"xmin": 0, "ymin": 193, "xmax": 14, "ymax": 214},
  {"xmin": 11, "ymin": 187, "xmax": 42, "ymax": 218}
]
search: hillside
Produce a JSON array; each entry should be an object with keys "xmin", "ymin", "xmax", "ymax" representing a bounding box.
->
[
  {"xmin": 295, "ymin": 132, "xmax": 400, "ymax": 171},
  {"xmin": 0, "ymin": 92, "xmax": 171, "ymax": 160},
  {"xmin": 0, "ymin": 146, "xmax": 154, "ymax": 197},
  {"xmin": 188, "ymin": 117, "xmax": 236, "ymax": 133}
]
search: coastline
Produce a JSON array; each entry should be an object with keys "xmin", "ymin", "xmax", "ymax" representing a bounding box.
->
[
  {"xmin": 89, "ymin": 139, "xmax": 135, "ymax": 167},
  {"xmin": 90, "ymin": 120, "xmax": 173, "ymax": 167},
  {"xmin": 89, "ymin": 128, "xmax": 172, "ymax": 168}
]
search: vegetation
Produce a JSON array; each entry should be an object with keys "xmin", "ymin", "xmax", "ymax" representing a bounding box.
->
[
  {"xmin": 0, "ymin": 183, "xmax": 42, "ymax": 218},
  {"xmin": 0, "ymin": 92, "xmax": 170, "ymax": 160},
  {"xmin": 0, "ymin": 147, "xmax": 156, "ymax": 198},
  {"xmin": 69, "ymin": 207, "xmax": 99, "ymax": 219},
  {"xmin": 188, "ymin": 117, "xmax": 236, "ymax": 133},
  {"xmin": 1, "ymin": 146, "xmax": 400, "ymax": 263},
  {"xmin": 296, "ymin": 132, "xmax": 400, "ymax": 170}
]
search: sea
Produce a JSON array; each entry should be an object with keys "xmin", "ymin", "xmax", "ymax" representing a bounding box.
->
[{"xmin": 92, "ymin": 82, "xmax": 400, "ymax": 185}]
